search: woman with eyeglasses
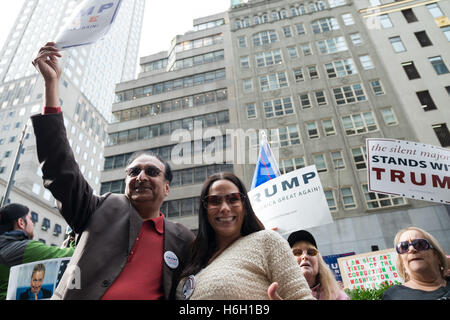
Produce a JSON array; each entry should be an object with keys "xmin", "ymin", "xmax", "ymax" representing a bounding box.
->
[
  {"xmin": 382, "ymin": 226, "xmax": 449, "ymax": 300},
  {"xmin": 274, "ymin": 230, "xmax": 349, "ymax": 300},
  {"xmin": 175, "ymin": 172, "xmax": 314, "ymax": 300}
]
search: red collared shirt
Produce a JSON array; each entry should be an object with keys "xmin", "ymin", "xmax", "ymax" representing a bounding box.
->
[{"xmin": 101, "ymin": 214, "xmax": 165, "ymax": 300}]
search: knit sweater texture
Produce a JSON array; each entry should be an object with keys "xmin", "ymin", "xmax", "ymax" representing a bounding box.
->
[{"xmin": 176, "ymin": 230, "xmax": 314, "ymax": 300}]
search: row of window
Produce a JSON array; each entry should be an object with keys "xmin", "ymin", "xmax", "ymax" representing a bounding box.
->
[
  {"xmin": 401, "ymin": 56, "xmax": 449, "ymax": 82},
  {"xmin": 103, "ymin": 135, "xmax": 231, "ymax": 170},
  {"xmin": 233, "ymin": 0, "xmax": 347, "ymax": 30},
  {"xmin": 107, "ymin": 110, "xmax": 230, "ymax": 146},
  {"xmin": 112, "ymin": 89, "xmax": 228, "ymax": 123},
  {"xmin": 173, "ymin": 33, "xmax": 223, "ymax": 54},
  {"xmin": 115, "ymin": 69, "xmax": 226, "ymax": 102},
  {"xmin": 30, "ymin": 211, "xmax": 62, "ymax": 236},
  {"xmin": 170, "ymin": 50, "xmax": 224, "ymax": 71},
  {"xmin": 101, "ymin": 163, "xmax": 233, "ymax": 194},
  {"xmin": 193, "ymin": 18, "xmax": 225, "ymax": 32}
]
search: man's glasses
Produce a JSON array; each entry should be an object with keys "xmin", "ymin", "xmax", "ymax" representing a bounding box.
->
[
  {"xmin": 202, "ymin": 192, "xmax": 245, "ymax": 208},
  {"xmin": 292, "ymin": 248, "xmax": 318, "ymax": 257},
  {"xmin": 126, "ymin": 166, "xmax": 162, "ymax": 178},
  {"xmin": 395, "ymin": 238, "xmax": 433, "ymax": 254}
]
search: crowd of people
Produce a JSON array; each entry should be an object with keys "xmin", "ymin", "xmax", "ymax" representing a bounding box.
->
[{"xmin": 0, "ymin": 43, "xmax": 448, "ymax": 301}]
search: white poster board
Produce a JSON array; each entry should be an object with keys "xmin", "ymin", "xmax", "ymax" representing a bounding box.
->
[
  {"xmin": 366, "ymin": 138, "xmax": 450, "ymax": 204},
  {"xmin": 6, "ymin": 258, "xmax": 71, "ymax": 300},
  {"xmin": 248, "ymin": 165, "xmax": 333, "ymax": 236},
  {"xmin": 55, "ymin": 0, "xmax": 122, "ymax": 50}
]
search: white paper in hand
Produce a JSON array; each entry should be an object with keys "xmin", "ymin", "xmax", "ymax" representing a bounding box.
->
[{"xmin": 55, "ymin": 0, "xmax": 122, "ymax": 50}]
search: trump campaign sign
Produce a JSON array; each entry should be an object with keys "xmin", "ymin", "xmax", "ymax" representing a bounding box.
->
[
  {"xmin": 248, "ymin": 165, "xmax": 333, "ymax": 236},
  {"xmin": 55, "ymin": 0, "xmax": 122, "ymax": 50},
  {"xmin": 366, "ymin": 138, "xmax": 450, "ymax": 204}
]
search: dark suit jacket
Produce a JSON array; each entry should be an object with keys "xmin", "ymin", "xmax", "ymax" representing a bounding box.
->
[{"xmin": 31, "ymin": 113, "xmax": 195, "ymax": 300}]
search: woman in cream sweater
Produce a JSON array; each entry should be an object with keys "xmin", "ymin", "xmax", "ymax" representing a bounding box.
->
[{"xmin": 176, "ymin": 172, "xmax": 314, "ymax": 300}]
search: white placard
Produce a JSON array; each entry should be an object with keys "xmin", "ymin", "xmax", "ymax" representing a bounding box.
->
[
  {"xmin": 248, "ymin": 165, "xmax": 333, "ymax": 236},
  {"xmin": 55, "ymin": 0, "xmax": 122, "ymax": 50},
  {"xmin": 367, "ymin": 138, "xmax": 450, "ymax": 204}
]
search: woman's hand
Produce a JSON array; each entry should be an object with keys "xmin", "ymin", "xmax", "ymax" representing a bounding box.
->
[{"xmin": 268, "ymin": 282, "xmax": 283, "ymax": 300}]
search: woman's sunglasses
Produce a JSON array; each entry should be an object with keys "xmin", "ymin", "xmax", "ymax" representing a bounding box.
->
[
  {"xmin": 202, "ymin": 192, "xmax": 245, "ymax": 208},
  {"xmin": 292, "ymin": 248, "xmax": 318, "ymax": 257},
  {"xmin": 395, "ymin": 238, "xmax": 433, "ymax": 254}
]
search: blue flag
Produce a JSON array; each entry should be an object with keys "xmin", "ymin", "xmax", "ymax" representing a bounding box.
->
[{"xmin": 251, "ymin": 133, "xmax": 281, "ymax": 189}]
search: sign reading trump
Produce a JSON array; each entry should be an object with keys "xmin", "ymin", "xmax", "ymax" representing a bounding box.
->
[
  {"xmin": 366, "ymin": 138, "xmax": 450, "ymax": 204},
  {"xmin": 55, "ymin": 0, "xmax": 122, "ymax": 50},
  {"xmin": 248, "ymin": 165, "xmax": 333, "ymax": 236}
]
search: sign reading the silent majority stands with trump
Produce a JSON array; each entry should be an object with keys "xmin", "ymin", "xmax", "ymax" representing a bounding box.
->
[
  {"xmin": 248, "ymin": 165, "xmax": 333, "ymax": 236},
  {"xmin": 338, "ymin": 249, "xmax": 403, "ymax": 290},
  {"xmin": 55, "ymin": 0, "xmax": 122, "ymax": 50},
  {"xmin": 367, "ymin": 138, "xmax": 450, "ymax": 204}
]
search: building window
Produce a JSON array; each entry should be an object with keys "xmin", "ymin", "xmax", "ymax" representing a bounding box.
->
[
  {"xmin": 429, "ymin": 56, "xmax": 449, "ymax": 75},
  {"xmin": 31, "ymin": 211, "xmax": 38, "ymax": 223},
  {"xmin": 307, "ymin": 65, "xmax": 319, "ymax": 79},
  {"xmin": 299, "ymin": 93, "xmax": 312, "ymax": 109},
  {"xmin": 324, "ymin": 189, "xmax": 337, "ymax": 211},
  {"xmin": 402, "ymin": 61, "xmax": 421, "ymax": 80},
  {"xmin": 331, "ymin": 150, "xmax": 345, "ymax": 170},
  {"xmin": 321, "ymin": 119, "xmax": 336, "ymax": 136},
  {"xmin": 259, "ymin": 72, "xmax": 288, "ymax": 91},
  {"xmin": 306, "ymin": 121, "xmax": 320, "ymax": 139},
  {"xmin": 240, "ymin": 56, "xmax": 249, "ymax": 69},
  {"xmin": 252, "ymin": 30, "xmax": 278, "ymax": 47},
  {"xmin": 300, "ymin": 43, "xmax": 312, "ymax": 56},
  {"xmin": 255, "ymin": 50, "xmax": 282, "ymax": 67},
  {"xmin": 389, "ymin": 36, "xmax": 406, "ymax": 53},
  {"xmin": 314, "ymin": 91, "xmax": 328, "ymax": 106},
  {"xmin": 295, "ymin": 23, "xmax": 306, "ymax": 35},
  {"xmin": 313, "ymin": 154, "xmax": 327, "ymax": 172},
  {"xmin": 369, "ymin": 79, "xmax": 385, "ymax": 96},
  {"xmin": 359, "ymin": 55, "xmax": 374, "ymax": 70},
  {"xmin": 350, "ymin": 33, "xmax": 363, "ymax": 46},
  {"xmin": 287, "ymin": 47, "xmax": 298, "ymax": 59},
  {"xmin": 293, "ymin": 68, "xmax": 304, "ymax": 82},
  {"xmin": 380, "ymin": 108, "xmax": 398, "ymax": 126},
  {"xmin": 426, "ymin": 3, "xmax": 444, "ymax": 18},
  {"xmin": 328, "ymin": 0, "xmax": 347, "ymax": 8},
  {"xmin": 341, "ymin": 187, "xmax": 356, "ymax": 209},
  {"xmin": 442, "ymin": 26, "xmax": 450, "ymax": 42},
  {"xmin": 317, "ymin": 36, "xmax": 347, "ymax": 54},
  {"xmin": 351, "ymin": 146, "xmax": 367, "ymax": 170},
  {"xmin": 42, "ymin": 218, "xmax": 50, "ymax": 231},
  {"xmin": 416, "ymin": 90, "xmax": 437, "ymax": 111},
  {"xmin": 341, "ymin": 112, "xmax": 378, "ymax": 135},
  {"xmin": 311, "ymin": 17, "xmax": 340, "ymax": 34},
  {"xmin": 333, "ymin": 84, "xmax": 367, "ymax": 105},
  {"xmin": 246, "ymin": 103, "xmax": 257, "ymax": 119},
  {"xmin": 238, "ymin": 36, "xmax": 247, "ymax": 48},
  {"xmin": 283, "ymin": 26, "xmax": 292, "ymax": 38},
  {"xmin": 325, "ymin": 59, "xmax": 357, "ymax": 78},
  {"xmin": 401, "ymin": 9, "xmax": 418, "ymax": 23},
  {"xmin": 379, "ymin": 14, "xmax": 393, "ymax": 29},
  {"xmin": 363, "ymin": 185, "xmax": 406, "ymax": 209},
  {"xmin": 446, "ymin": 86, "xmax": 450, "ymax": 96},
  {"xmin": 269, "ymin": 126, "xmax": 301, "ymax": 147},
  {"xmin": 432, "ymin": 123, "xmax": 450, "ymax": 147},
  {"xmin": 243, "ymin": 79, "xmax": 253, "ymax": 93},
  {"xmin": 53, "ymin": 224, "xmax": 62, "ymax": 236},
  {"xmin": 341, "ymin": 13, "xmax": 355, "ymax": 26},
  {"xmin": 280, "ymin": 157, "xmax": 306, "ymax": 174},
  {"xmin": 414, "ymin": 31, "xmax": 433, "ymax": 47},
  {"xmin": 263, "ymin": 97, "xmax": 294, "ymax": 118}
]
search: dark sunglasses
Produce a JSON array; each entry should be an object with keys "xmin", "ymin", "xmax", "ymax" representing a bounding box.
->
[
  {"xmin": 395, "ymin": 238, "xmax": 433, "ymax": 254},
  {"xmin": 202, "ymin": 192, "xmax": 245, "ymax": 208},
  {"xmin": 126, "ymin": 166, "xmax": 162, "ymax": 178},
  {"xmin": 292, "ymin": 248, "xmax": 318, "ymax": 257}
]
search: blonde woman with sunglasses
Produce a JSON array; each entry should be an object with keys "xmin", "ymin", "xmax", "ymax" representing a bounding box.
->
[{"xmin": 382, "ymin": 227, "xmax": 449, "ymax": 300}]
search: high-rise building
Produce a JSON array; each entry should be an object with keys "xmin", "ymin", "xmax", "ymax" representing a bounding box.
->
[
  {"xmin": 0, "ymin": 0, "xmax": 145, "ymax": 245},
  {"xmin": 102, "ymin": 0, "xmax": 449, "ymax": 254}
]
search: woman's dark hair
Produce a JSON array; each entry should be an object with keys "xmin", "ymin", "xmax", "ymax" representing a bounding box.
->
[
  {"xmin": 179, "ymin": 172, "xmax": 264, "ymax": 279},
  {"xmin": 125, "ymin": 150, "xmax": 172, "ymax": 184}
]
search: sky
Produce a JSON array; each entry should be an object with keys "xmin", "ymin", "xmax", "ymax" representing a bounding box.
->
[{"xmin": 0, "ymin": 0, "xmax": 231, "ymax": 59}]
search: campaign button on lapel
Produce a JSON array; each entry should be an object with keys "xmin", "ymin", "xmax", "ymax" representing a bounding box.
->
[{"xmin": 164, "ymin": 251, "xmax": 179, "ymax": 269}]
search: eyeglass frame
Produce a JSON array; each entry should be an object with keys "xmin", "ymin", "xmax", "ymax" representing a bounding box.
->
[
  {"xmin": 202, "ymin": 192, "xmax": 246, "ymax": 209},
  {"xmin": 395, "ymin": 238, "xmax": 433, "ymax": 255},
  {"xmin": 292, "ymin": 247, "xmax": 318, "ymax": 257},
  {"xmin": 125, "ymin": 165, "xmax": 164, "ymax": 178}
]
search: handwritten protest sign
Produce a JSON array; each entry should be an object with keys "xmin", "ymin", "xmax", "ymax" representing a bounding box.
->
[
  {"xmin": 7, "ymin": 258, "xmax": 73, "ymax": 300},
  {"xmin": 323, "ymin": 252, "xmax": 355, "ymax": 282},
  {"xmin": 366, "ymin": 138, "xmax": 450, "ymax": 204},
  {"xmin": 248, "ymin": 165, "xmax": 333, "ymax": 236},
  {"xmin": 55, "ymin": 0, "xmax": 122, "ymax": 50},
  {"xmin": 338, "ymin": 249, "xmax": 403, "ymax": 290}
]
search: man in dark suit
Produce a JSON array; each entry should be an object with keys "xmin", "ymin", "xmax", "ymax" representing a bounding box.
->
[
  {"xmin": 19, "ymin": 263, "xmax": 52, "ymax": 300},
  {"xmin": 31, "ymin": 43, "xmax": 195, "ymax": 300}
]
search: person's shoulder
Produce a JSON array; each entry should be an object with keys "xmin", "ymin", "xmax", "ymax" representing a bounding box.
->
[
  {"xmin": 245, "ymin": 229, "xmax": 285, "ymax": 245},
  {"xmin": 165, "ymin": 219, "xmax": 195, "ymax": 241},
  {"xmin": 382, "ymin": 284, "xmax": 404, "ymax": 300}
]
